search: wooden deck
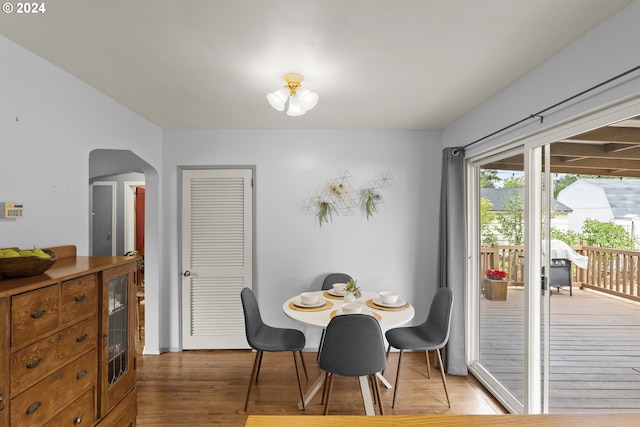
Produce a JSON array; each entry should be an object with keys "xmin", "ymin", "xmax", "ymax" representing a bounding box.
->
[{"xmin": 480, "ymin": 286, "xmax": 640, "ymax": 413}]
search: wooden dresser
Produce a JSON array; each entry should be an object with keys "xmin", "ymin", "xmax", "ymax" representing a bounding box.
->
[{"xmin": 0, "ymin": 245, "xmax": 138, "ymax": 427}]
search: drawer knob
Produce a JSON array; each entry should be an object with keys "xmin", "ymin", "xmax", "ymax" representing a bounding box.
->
[
  {"xmin": 76, "ymin": 369, "xmax": 88, "ymax": 380},
  {"xmin": 30, "ymin": 309, "xmax": 46, "ymax": 319},
  {"xmin": 74, "ymin": 294, "xmax": 87, "ymax": 302},
  {"xmin": 26, "ymin": 401, "xmax": 41, "ymax": 415},
  {"xmin": 76, "ymin": 333, "xmax": 88, "ymax": 343},
  {"xmin": 26, "ymin": 358, "xmax": 43, "ymax": 369},
  {"xmin": 74, "ymin": 416, "xmax": 83, "ymax": 425}
]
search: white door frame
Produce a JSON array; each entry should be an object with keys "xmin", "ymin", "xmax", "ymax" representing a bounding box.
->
[
  {"xmin": 124, "ymin": 181, "xmax": 145, "ymax": 255},
  {"xmin": 466, "ymin": 95, "xmax": 640, "ymax": 413}
]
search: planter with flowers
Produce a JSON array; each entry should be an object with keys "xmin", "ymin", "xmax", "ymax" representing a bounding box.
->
[
  {"xmin": 343, "ymin": 279, "xmax": 361, "ymax": 302},
  {"xmin": 483, "ymin": 269, "xmax": 508, "ymax": 301}
]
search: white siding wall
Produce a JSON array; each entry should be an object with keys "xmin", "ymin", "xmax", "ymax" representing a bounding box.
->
[{"xmin": 558, "ymin": 181, "xmax": 613, "ymax": 232}]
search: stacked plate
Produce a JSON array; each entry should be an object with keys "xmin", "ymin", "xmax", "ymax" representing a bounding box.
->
[
  {"xmin": 292, "ymin": 296, "xmax": 326, "ymax": 308},
  {"xmin": 371, "ymin": 296, "xmax": 407, "ymax": 308}
]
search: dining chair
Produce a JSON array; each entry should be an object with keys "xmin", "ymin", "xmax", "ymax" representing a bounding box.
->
[
  {"xmin": 240, "ymin": 287, "xmax": 308, "ymax": 411},
  {"xmin": 319, "ymin": 314, "xmax": 387, "ymax": 415},
  {"xmin": 321, "ymin": 273, "xmax": 353, "ymax": 291},
  {"xmin": 317, "ymin": 273, "xmax": 353, "ymax": 359},
  {"xmin": 385, "ymin": 287, "xmax": 454, "ymax": 408}
]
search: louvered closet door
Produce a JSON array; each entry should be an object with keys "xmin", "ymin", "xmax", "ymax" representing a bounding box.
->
[{"xmin": 181, "ymin": 168, "xmax": 253, "ymax": 349}]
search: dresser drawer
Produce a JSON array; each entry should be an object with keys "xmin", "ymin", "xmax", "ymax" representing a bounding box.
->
[
  {"xmin": 62, "ymin": 274, "xmax": 98, "ymax": 325},
  {"xmin": 43, "ymin": 388, "xmax": 96, "ymax": 427},
  {"xmin": 11, "ymin": 349, "xmax": 97, "ymax": 427},
  {"xmin": 96, "ymin": 388, "xmax": 136, "ymax": 427},
  {"xmin": 11, "ymin": 285, "xmax": 59, "ymax": 348},
  {"xmin": 11, "ymin": 317, "xmax": 97, "ymax": 396}
]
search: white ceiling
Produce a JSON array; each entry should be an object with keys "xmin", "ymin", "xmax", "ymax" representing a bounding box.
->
[{"xmin": 0, "ymin": 0, "xmax": 632, "ymax": 130}]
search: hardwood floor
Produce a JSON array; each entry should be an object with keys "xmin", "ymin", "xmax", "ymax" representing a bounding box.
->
[
  {"xmin": 135, "ymin": 349, "xmax": 507, "ymax": 426},
  {"xmin": 135, "ymin": 297, "xmax": 505, "ymax": 425},
  {"xmin": 134, "ymin": 286, "xmax": 640, "ymax": 425}
]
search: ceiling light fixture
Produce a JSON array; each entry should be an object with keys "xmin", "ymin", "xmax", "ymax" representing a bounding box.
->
[{"xmin": 267, "ymin": 72, "xmax": 318, "ymax": 116}]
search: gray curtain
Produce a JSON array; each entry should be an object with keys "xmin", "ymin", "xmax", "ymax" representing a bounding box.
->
[{"xmin": 437, "ymin": 147, "xmax": 468, "ymax": 376}]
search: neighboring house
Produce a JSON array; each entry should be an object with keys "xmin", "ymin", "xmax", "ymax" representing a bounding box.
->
[
  {"xmin": 481, "ymin": 188, "xmax": 572, "ymax": 243},
  {"xmin": 558, "ymin": 178, "xmax": 640, "ymax": 239}
]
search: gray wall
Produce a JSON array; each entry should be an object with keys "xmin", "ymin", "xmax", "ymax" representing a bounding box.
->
[
  {"xmin": 0, "ymin": 34, "xmax": 163, "ymax": 352},
  {"xmin": 160, "ymin": 129, "xmax": 442, "ymax": 351}
]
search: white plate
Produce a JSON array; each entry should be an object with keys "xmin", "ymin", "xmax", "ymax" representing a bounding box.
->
[
  {"xmin": 372, "ymin": 298, "xmax": 406, "ymax": 308},
  {"xmin": 293, "ymin": 297, "xmax": 326, "ymax": 308},
  {"xmin": 336, "ymin": 308, "xmax": 376, "ymax": 317},
  {"xmin": 327, "ymin": 289, "xmax": 348, "ymax": 297}
]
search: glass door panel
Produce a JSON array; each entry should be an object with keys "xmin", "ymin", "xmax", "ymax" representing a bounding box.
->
[{"xmin": 477, "ymin": 151, "xmax": 526, "ymax": 410}]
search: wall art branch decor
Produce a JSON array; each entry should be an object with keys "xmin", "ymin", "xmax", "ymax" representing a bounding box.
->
[
  {"xmin": 361, "ymin": 171, "xmax": 393, "ymax": 221},
  {"xmin": 302, "ymin": 170, "xmax": 393, "ymax": 226}
]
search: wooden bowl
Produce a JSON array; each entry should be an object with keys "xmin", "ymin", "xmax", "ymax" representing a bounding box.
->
[{"xmin": 0, "ymin": 249, "xmax": 58, "ymax": 279}]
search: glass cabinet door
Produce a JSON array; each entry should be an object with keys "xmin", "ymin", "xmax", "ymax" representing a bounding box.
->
[
  {"xmin": 108, "ymin": 271, "xmax": 129, "ymax": 385},
  {"xmin": 100, "ymin": 263, "xmax": 136, "ymax": 417}
]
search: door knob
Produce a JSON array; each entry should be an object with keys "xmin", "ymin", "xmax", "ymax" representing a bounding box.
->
[{"xmin": 183, "ymin": 270, "xmax": 191, "ymax": 277}]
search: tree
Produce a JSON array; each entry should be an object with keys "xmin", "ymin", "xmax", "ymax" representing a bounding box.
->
[
  {"xmin": 502, "ymin": 176, "xmax": 524, "ymax": 188},
  {"xmin": 480, "ymin": 169, "xmax": 500, "ymax": 188},
  {"xmin": 552, "ymin": 174, "xmax": 578, "ymax": 198},
  {"xmin": 495, "ymin": 192, "xmax": 524, "ymax": 245},
  {"xmin": 480, "ymin": 197, "xmax": 497, "ymax": 244},
  {"xmin": 550, "ymin": 228, "xmax": 581, "ymax": 246},
  {"xmin": 580, "ymin": 219, "xmax": 635, "ymax": 250}
]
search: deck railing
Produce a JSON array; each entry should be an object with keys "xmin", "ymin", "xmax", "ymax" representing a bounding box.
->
[{"xmin": 481, "ymin": 242, "xmax": 640, "ymax": 303}]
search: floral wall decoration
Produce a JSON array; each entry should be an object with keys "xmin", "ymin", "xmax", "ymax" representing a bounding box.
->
[
  {"xmin": 361, "ymin": 171, "xmax": 393, "ymax": 221},
  {"xmin": 302, "ymin": 170, "xmax": 393, "ymax": 226}
]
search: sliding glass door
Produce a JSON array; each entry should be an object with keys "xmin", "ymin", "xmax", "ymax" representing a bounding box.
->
[
  {"xmin": 466, "ymin": 97, "xmax": 640, "ymax": 415},
  {"xmin": 468, "ymin": 145, "xmax": 551, "ymax": 414}
]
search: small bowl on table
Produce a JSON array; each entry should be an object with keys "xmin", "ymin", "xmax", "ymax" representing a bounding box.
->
[
  {"xmin": 0, "ymin": 249, "xmax": 58, "ymax": 279},
  {"xmin": 379, "ymin": 291, "xmax": 399, "ymax": 305},
  {"xmin": 332, "ymin": 283, "xmax": 347, "ymax": 294},
  {"xmin": 341, "ymin": 302, "xmax": 363, "ymax": 314},
  {"xmin": 300, "ymin": 292, "xmax": 319, "ymax": 306}
]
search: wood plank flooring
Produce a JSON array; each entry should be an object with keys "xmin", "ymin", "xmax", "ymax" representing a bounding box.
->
[
  {"xmin": 134, "ymin": 286, "xmax": 640, "ymax": 425},
  {"xmin": 480, "ymin": 287, "xmax": 640, "ymax": 413},
  {"xmin": 135, "ymin": 349, "xmax": 506, "ymax": 426}
]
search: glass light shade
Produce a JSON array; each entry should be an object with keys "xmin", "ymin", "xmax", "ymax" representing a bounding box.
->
[
  {"xmin": 267, "ymin": 86, "xmax": 289, "ymax": 111},
  {"xmin": 287, "ymin": 95, "xmax": 306, "ymax": 116},
  {"xmin": 297, "ymin": 87, "xmax": 319, "ymax": 111}
]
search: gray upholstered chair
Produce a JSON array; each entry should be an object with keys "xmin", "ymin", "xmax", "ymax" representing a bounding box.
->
[
  {"xmin": 317, "ymin": 273, "xmax": 353, "ymax": 359},
  {"xmin": 321, "ymin": 273, "xmax": 353, "ymax": 290},
  {"xmin": 385, "ymin": 287, "xmax": 454, "ymax": 408},
  {"xmin": 240, "ymin": 287, "xmax": 308, "ymax": 411},
  {"xmin": 319, "ymin": 314, "xmax": 387, "ymax": 415}
]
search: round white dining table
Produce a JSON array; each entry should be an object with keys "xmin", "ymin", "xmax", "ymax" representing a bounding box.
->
[
  {"xmin": 282, "ymin": 289, "xmax": 415, "ymax": 415},
  {"xmin": 282, "ymin": 290, "xmax": 415, "ymax": 330}
]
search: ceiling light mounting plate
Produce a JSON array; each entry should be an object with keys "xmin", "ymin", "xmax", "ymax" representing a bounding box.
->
[{"xmin": 284, "ymin": 72, "xmax": 303, "ymax": 94}]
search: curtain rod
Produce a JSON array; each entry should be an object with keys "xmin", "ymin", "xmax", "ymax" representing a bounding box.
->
[{"xmin": 464, "ymin": 64, "xmax": 640, "ymax": 150}]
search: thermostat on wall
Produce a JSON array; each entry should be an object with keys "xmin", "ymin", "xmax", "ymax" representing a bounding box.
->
[{"xmin": 1, "ymin": 202, "xmax": 24, "ymax": 218}]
